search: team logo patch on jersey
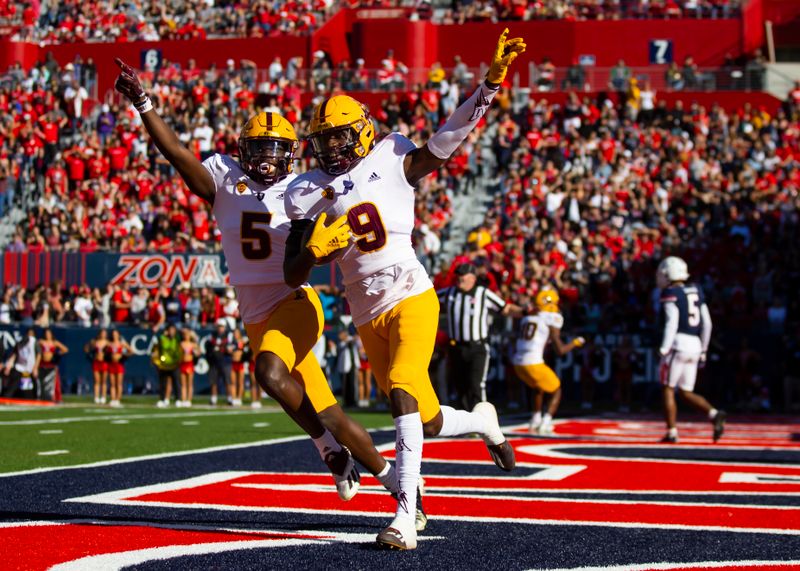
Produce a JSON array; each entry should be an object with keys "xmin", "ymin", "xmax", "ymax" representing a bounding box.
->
[
  {"xmin": 343, "ymin": 180, "xmax": 354, "ymax": 192},
  {"xmin": 236, "ymin": 182, "xmax": 248, "ymax": 194},
  {"xmin": 255, "ymin": 192, "xmax": 265, "ymax": 201},
  {"xmin": 322, "ymin": 187, "xmax": 335, "ymax": 200}
]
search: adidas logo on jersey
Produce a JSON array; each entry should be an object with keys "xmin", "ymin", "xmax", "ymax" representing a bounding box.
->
[{"xmin": 368, "ymin": 172, "xmax": 381, "ymax": 182}]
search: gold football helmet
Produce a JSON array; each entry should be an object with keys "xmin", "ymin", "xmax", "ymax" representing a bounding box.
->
[
  {"xmin": 238, "ymin": 112, "xmax": 299, "ymax": 185},
  {"xmin": 535, "ymin": 289, "xmax": 560, "ymax": 313},
  {"xmin": 308, "ymin": 95, "xmax": 375, "ymax": 175}
]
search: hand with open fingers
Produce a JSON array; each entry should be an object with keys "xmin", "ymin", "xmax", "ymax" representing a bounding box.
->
[
  {"xmin": 486, "ymin": 28, "xmax": 527, "ymax": 85},
  {"xmin": 113, "ymin": 57, "xmax": 147, "ymax": 104},
  {"xmin": 573, "ymin": 336, "xmax": 586, "ymax": 348},
  {"xmin": 305, "ymin": 212, "xmax": 351, "ymax": 260}
]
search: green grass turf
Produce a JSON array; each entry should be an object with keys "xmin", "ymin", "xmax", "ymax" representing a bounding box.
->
[{"xmin": 0, "ymin": 395, "xmax": 394, "ymax": 473}]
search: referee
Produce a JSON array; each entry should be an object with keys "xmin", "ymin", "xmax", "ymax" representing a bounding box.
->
[{"xmin": 438, "ymin": 263, "xmax": 521, "ymax": 410}]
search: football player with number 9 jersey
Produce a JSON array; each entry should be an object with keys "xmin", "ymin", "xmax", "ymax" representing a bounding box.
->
[
  {"xmin": 656, "ymin": 256, "xmax": 726, "ymax": 443},
  {"xmin": 113, "ymin": 57, "xmax": 410, "ymax": 507},
  {"xmin": 284, "ymin": 29, "xmax": 526, "ymax": 551}
]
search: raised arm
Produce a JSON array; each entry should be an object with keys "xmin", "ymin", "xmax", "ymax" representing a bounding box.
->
[
  {"xmin": 114, "ymin": 58, "xmax": 215, "ymax": 204},
  {"xmin": 403, "ymin": 29, "xmax": 526, "ymax": 186}
]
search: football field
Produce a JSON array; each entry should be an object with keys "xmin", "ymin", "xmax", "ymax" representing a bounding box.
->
[{"xmin": 2, "ymin": 399, "xmax": 800, "ymax": 570}]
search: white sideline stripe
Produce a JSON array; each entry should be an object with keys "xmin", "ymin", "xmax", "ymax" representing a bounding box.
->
[
  {"xmin": 535, "ymin": 560, "xmax": 800, "ymax": 571},
  {"xmin": 0, "ymin": 520, "xmax": 66, "ymax": 528},
  {"xmin": 39, "ymin": 429, "xmax": 63, "ymax": 434},
  {"xmin": 0, "ymin": 436, "xmax": 309, "ymax": 479},
  {"xmin": 49, "ymin": 530, "xmax": 441, "ymax": 571},
  {"xmin": 38, "ymin": 450, "xmax": 69, "ymax": 456},
  {"xmin": 61, "ymin": 496, "xmax": 800, "ymax": 537},
  {"xmin": 0, "ymin": 410, "xmax": 268, "ymax": 426},
  {"xmin": 252, "ymin": 422, "xmax": 270, "ymax": 428},
  {"xmin": 68, "ymin": 470, "xmax": 799, "ymax": 512},
  {"xmin": 720, "ymin": 472, "xmax": 800, "ymax": 484},
  {"xmin": 110, "ymin": 420, "xmax": 129, "ymax": 425},
  {"xmin": 181, "ymin": 421, "xmax": 200, "ymax": 426},
  {"xmin": 515, "ymin": 443, "xmax": 800, "ymax": 470},
  {"xmin": 228, "ymin": 482, "xmax": 798, "ymax": 511}
]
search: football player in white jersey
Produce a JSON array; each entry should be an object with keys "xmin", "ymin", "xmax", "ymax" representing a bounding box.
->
[
  {"xmin": 283, "ymin": 30, "xmax": 526, "ymax": 550},
  {"xmin": 113, "ymin": 58, "xmax": 416, "ymax": 508},
  {"xmin": 512, "ymin": 290, "xmax": 584, "ymax": 435},
  {"xmin": 656, "ymin": 256, "xmax": 725, "ymax": 443}
]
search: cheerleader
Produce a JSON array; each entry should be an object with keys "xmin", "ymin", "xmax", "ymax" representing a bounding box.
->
[
  {"xmin": 229, "ymin": 328, "xmax": 246, "ymax": 406},
  {"xmin": 107, "ymin": 330, "xmax": 132, "ymax": 408},
  {"xmin": 38, "ymin": 329, "xmax": 67, "ymax": 402},
  {"xmin": 85, "ymin": 330, "xmax": 109, "ymax": 404},
  {"xmin": 178, "ymin": 328, "xmax": 200, "ymax": 407}
]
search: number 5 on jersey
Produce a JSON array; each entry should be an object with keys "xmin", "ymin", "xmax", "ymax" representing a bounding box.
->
[
  {"xmin": 241, "ymin": 211, "xmax": 272, "ymax": 260},
  {"xmin": 347, "ymin": 202, "xmax": 386, "ymax": 253}
]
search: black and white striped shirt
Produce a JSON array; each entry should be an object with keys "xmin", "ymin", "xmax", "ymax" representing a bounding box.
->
[{"xmin": 438, "ymin": 286, "xmax": 506, "ymax": 343}]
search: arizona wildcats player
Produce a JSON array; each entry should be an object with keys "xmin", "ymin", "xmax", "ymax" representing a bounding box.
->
[
  {"xmin": 284, "ymin": 30, "xmax": 526, "ymax": 550},
  {"xmin": 656, "ymin": 256, "xmax": 726, "ymax": 443},
  {"xmin": 113, "ymin": 58, "xmax": 412, "ymax": 505}
]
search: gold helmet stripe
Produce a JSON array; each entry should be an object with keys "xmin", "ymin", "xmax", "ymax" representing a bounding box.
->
[{"xmin": 266, "ymin": 112, "xmax": 273, "ymax": 130}]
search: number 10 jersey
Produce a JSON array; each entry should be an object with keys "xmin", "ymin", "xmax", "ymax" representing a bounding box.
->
[{"xmin": 284, "ymin": 133, "xmax": 433, "ymax": 326}]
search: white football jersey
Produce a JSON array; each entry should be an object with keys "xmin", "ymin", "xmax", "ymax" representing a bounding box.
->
[
  {"xmin": 203, "ymin": 153, "xmax": 296, "ymax": 324},
  {"xmin": 285, "ymin": 133, "xmax": 433, "ymax": 326},
  {"xmin": 512, "ymin": 311, "xmax": 564, "ymax": 366}
]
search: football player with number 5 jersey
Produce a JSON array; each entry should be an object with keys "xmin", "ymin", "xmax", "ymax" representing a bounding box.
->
[
  {"xmin": 656, "ymin": 256, "xmax": 726, "ymax": 443},
  {"xmin": 113, "ymin": 58, "xmax": 412, "ymax": 508},
  {"xmin": 284, "ymin": 29, "xmax": 526, "ymax": 550}
]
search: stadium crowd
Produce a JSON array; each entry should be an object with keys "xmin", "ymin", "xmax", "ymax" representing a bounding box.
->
[
  {"xmin": 0, "ymin": 0, "xmax": 744, "ymax": 45},
  {"xmin": 2, "ymin": 0, "xmax": 326, "ymax": 44},
  {"xmin": 0, "ymin": 45, "xmax": 797, "ymax": 412}
]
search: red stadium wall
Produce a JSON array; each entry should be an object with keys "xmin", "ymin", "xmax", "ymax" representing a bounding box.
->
[
  {"xmin": 436, "ymin": 19, "xmax": 746, "ymax": 71},
  {"xmin": 0, "ymin": 12, "xmax": 762, "ymax": 95}
]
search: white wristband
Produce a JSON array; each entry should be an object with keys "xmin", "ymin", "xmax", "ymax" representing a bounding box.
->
[{"xmin": 134, "ymin": 96, "xmax": 153, "ymax": 114}]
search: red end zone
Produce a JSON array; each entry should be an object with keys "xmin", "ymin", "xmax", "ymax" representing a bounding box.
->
[{"xmin": 66, "ymin": 419, "xmax": 800, "ymax": 536}]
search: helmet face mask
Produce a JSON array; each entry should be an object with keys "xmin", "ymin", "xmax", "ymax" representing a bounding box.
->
[
  {"xmin": 309, "ymin": 126, "xmax": 360, "ymax": 176},
  {"xmin": 239, "ymin": 138, "xmax": 296, "ymax": 185},
  {"xmin": 308, "ymin": 96, "xmax": 375, "ymax": 176}
]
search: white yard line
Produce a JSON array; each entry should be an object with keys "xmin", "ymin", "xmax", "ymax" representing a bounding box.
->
[
  {"xmin": 0, "ymin": 410, "xmax": 273, "ymax": 426},
  {"xmin": 0, "ymin": 435, "xmax": 309, "ymax": 479},
  {"xmin": 38, "ymin": 450, "xmax": 69, "ymax": 456}
]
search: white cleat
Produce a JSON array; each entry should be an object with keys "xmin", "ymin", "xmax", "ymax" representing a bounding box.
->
[
  {"xmin": 473, "ymin": 401, "xmax": 516, "ymax": 471},
  {"xmin": 156, "ymin": 399, "xmax": 168, "ymax": 408},
  {"xmin": 251, "ymin": 401, "xmax": 262, "ymax": 409},
  {"xmin": 377, "ymin": 516, "xmax": 417, "ymax": 550},
  {"xmin": 537, "ymin": 423, "xmax": 554, "ymax": 436},
  {"xmin": 323, "ymin": 446, "xmax": 360, "ymax": 501}
]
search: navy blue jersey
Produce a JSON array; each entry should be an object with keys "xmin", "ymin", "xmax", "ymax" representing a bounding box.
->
[{"xmin": 660, "ymin": 283, "xmax": 705, "ymax": 337}]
